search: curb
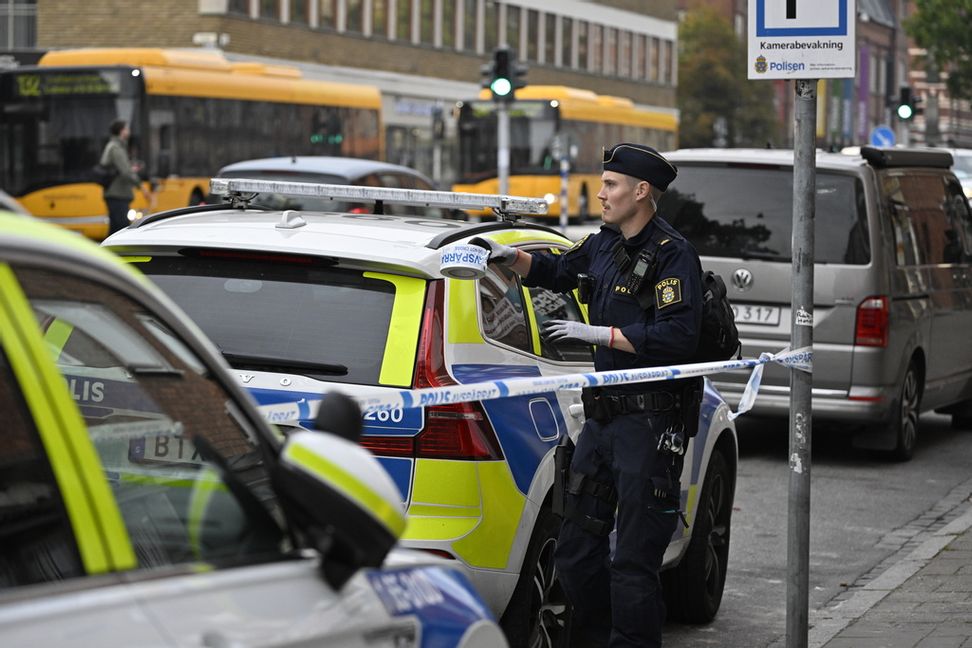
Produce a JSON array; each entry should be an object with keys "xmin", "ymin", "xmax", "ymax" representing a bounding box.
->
[{"xmin": 807, "ymin": 500, "xmax": 972, "ymax": 647}]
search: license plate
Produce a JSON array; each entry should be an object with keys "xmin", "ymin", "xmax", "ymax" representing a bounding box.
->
[
  {"xmin": 129, "ymin": 434, "xmax": 202, "ymax": 466},
  {"xmin": 732, "ymin": 304, "xmax": 781, "ymax": 326}
]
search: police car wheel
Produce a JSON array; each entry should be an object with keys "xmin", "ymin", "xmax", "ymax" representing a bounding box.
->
[
  {"xmin": 500, "ymin": 507, "xmax": 568, "ymax": 648},
  {"xmin": 662, "ymin": 447, "xmax": 732, "ymax": 624}
]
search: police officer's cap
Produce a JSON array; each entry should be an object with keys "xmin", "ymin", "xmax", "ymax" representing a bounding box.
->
[{"xmin": 602, "ymin": 143, "xmax": 678, "ymax": 191}]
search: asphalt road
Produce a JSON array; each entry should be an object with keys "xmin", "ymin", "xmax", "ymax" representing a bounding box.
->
[{"xmin": 663, "ymin": 411, "xmax": 972, "ymax": 647}]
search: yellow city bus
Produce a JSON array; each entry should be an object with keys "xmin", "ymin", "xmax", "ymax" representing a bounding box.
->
[
  {"xmin": 0, "ymin": 48, "xmax": 382, "ymax": 240},
  {"xmin": 452, "ymin": 85, "xmax": 677, "ymax": 220}
]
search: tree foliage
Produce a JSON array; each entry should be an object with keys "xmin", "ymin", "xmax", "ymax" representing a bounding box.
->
[
  {"xmin": 906, "ymin": 0, "xmax": 972, "ymax": 100},
  {"xmin": 677, "ymin": 8, "xmax": 778, "ymax": 148}
]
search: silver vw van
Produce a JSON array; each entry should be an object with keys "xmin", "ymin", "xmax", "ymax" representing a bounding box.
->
[{"xmin": 660, "ymin": 146, "xmax": 972, "ymax": 460}]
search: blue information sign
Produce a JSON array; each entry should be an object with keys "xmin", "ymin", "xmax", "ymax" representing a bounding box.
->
[{"xmin": 869, "ymin": 125, "xmax": 895, "ymax": 148}]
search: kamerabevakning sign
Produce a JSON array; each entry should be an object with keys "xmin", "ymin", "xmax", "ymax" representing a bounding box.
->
[{"xmin": 748, "ymin": 0, "xmax": 856, "ymax": 80}]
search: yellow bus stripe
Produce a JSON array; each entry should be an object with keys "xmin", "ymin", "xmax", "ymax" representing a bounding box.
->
[
  {"xmin": 364, "ymin": 272, "xmax": 425, "ymax": 386},
  {"xmin": 0, "ymin": 264, "xmax": 136, "ymax": 572}
]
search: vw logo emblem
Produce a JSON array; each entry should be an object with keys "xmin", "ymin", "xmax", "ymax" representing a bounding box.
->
[{"xmin": 732, "ymin": 268, "xmax": 754, "ymax": 291}]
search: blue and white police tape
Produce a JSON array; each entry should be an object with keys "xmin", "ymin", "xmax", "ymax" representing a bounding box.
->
[{"xmin": 257, "ymin": 346, "xmax": 811, "ymax": 425}]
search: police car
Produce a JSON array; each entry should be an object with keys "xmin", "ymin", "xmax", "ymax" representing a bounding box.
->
[
  {"xmin": 102, "ymin": 180, "xmax": 740, "ymax": 644},
  {"xmin": 0, "ymin": 211, "xmax": 505, "ymax": 647}
]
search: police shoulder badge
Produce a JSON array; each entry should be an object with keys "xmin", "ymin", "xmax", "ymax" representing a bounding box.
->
[{"xmin": 655, "ymin": 277, "xmax": 682, "ymax": 309}]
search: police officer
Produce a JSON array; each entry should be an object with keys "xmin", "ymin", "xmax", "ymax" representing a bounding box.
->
[{"xmin": 472, "ymin": 143, "xmax": 702, "ymax": 647}]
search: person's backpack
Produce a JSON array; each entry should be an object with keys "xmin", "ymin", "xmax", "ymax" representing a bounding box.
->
[{"xmin": 695, "ymin": 270, "xmax": 741, "ymax": 362}]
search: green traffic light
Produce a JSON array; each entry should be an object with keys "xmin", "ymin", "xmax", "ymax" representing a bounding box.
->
[
  {"xmin": 897, "ymin": 103, "xmax": 914, "ymax": 120},
  {"xmin": 490, "ymin": 77, "xmax": 513, "ymax": 97}
]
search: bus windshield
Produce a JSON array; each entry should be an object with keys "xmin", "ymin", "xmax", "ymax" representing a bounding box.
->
[
  {"xmin": 458, "ymin": 100, "xmax": 557, "ymax": 182},
  {"xmin": 0, "ymin": 68, "xmax": 143, "ymax": 196}
]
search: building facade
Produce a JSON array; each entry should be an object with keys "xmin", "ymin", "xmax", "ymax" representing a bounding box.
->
[{"xmin": 24, "ymin": 0, "xmax": 680, "ymax": 185}]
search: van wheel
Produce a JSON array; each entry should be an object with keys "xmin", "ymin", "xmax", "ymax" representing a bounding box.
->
[
  {"xmin": 662, "ymin": 447, "xmax": 732, "ymax": 624},
  {"xmin": 500, "ymin": 507, "xmax": 569, "ymax": 648},
  {"xmin": 888, "ymin": 362, "xmax": 922, "ymax": 461}
]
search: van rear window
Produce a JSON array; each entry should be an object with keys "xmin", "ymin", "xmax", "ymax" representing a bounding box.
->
[{"xmin": 658, "ymin": 165, "xmax": 869, "ymax": 264}]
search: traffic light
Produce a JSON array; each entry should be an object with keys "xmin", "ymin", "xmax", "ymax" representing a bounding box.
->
[
  {"xmin": 481, "ymin": 46, "xmax": 527, "ymax": 102},
  {"xmin": 896, "ymin": 86, "xmax": 916, "ymax": 121}
]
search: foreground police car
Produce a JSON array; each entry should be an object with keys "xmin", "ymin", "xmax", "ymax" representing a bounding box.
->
[
  {"xmin": 103, "ymin": 180, "xmax": 740, "ymax": 644},
  {"xmin": 0, "ymin": 211, "xmax": 505, "ymax": 647}
]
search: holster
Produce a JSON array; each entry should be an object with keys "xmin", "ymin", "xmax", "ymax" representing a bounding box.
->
[
  {"xmin": 679, "ymin": 377, "xmax": 704, "ymax": 438},
  {"xmin": 552, "ymin": 434, "xmax": 575, "ymax": 519}
]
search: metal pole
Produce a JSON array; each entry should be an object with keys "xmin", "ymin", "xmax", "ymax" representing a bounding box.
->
[
  {"xmin": 497, "ymin": 101, "xmax": 510, "ymax": 197},
  {"xmin": 787, "ymin": 78, "xmax": 816, "ymax": 648}
]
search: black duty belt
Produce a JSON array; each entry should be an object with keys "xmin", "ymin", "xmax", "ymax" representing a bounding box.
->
[{"xmin": 582, "ymin": 387, "xmax": 678, "ymax": 420}]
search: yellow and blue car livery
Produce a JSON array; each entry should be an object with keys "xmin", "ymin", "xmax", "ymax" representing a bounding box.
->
[{"xmin": 101, "ymin": 203, "xmax": 739, "ymax": 633}]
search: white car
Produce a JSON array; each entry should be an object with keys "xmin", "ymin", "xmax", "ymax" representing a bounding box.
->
[
  {"xmin": 103, "ymin": 180, "xmax": 740, "ymax": 646},
  {"xmin": 0, "ymin": 210, "xmax": 506, "ymax": 647}
]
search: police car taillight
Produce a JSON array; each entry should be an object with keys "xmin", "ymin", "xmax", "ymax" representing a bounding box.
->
[
  {"xmin": 412, "ymin": 280, "xmax": 502, "ymax": 460},
  {"xmin": 359, "ymin": 280, "xmax": 503, "ymax": 460}
]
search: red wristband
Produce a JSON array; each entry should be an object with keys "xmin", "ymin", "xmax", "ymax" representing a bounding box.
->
[{"xmin": 608, "ymin": 327, "xmax": 616, "ymax": 348}]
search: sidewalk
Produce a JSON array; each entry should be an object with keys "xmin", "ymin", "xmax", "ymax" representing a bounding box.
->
[{"xmin": 813, "ymin": 501, "xmax": 972, "ymax": 648}]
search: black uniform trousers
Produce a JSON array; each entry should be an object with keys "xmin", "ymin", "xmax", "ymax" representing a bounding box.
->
[{"xmin": 554, "ymin": 408, "xmax": 683, "ymax": 648}]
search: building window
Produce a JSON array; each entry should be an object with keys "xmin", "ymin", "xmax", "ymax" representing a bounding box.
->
[
  {"xmin": 346, "ymin": 0, "xmax": 363, "ymax": 32},
  {"xmin": 462, "ymin": 0, "xmax": 477, "ymax": 52},
  {"xmin": 485, "ymin": 0, "xmax": 499, "ymax": 51},
  {"xmin": 260, "ymin": 0, "xmax": 279, "ymax": 20},
  {"xmin": 590, "ymin": 23, "xmax": 602, "ymax": 73},
  {"xmin": 373, "ymin": 0, "xmax": 388, "ymax": 38},
  {"xmin": 420, "ymin": 0, "xmax": 434, "ymax": 44},
  {"xmin": 576, "ymin": 20, "xmax": 588, "ymax": 71},
  {"xmin": 506, "ymin": 2, "xmax": 519, "ymax": 50},
  {"xmin": 1, "ymin": 0, "xmax": 36, "ymax": 47},
  {"xmin": 544, "ymin": 13, "xmax": 556, "ymax": 65},
  {"xmin": 319, "ymin": 0, "xmax": 336, "ymax": 29},
  {"xmin": 634, "ymin": 33, "xmax": 645, "ymax": 79},
  {"xmin": 442, "ymin": 0, "xmax": 456, "ymax": 48},
  {"xmin": 648, "ymin": 36, "xmax": 659, "ymax": 82},
  {"xmin": 227, "ymin": 0, "xmax": 249, "ymax": 15},
  {"xmin": 291, "ymin": 0, "xmax": 309, "ymax": 24},
  {"xmin": 618, "ymin": 30, "xmax": 631, "ymax": 78},
  {"xmin": 395, "ymin": 0, "xmax": 411, "ymax": 40},
  {"xmin": 525, "ymin": 9, "xmax": 538, "ymax": 62},
  {"xmin": 603, "ymin": 26, "xmax": 616, "ymax": 76},
  {"xmin": 662, "ymin": 40, "xmax": 673, "ymax": 85}
]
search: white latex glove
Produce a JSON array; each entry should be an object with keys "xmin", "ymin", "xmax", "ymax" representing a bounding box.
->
[
  {"xmin": 468, "ymin": 236, "xmax": 518, "ymax": 266},
  {"xmin": 542, "ymin": 319, "xmax": 613, "ymax": 346}
]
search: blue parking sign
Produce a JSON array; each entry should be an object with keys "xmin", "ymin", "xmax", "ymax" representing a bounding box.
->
[{"xmin": 869, "ymin": 125, "xmax": 895, "ymax": 148}]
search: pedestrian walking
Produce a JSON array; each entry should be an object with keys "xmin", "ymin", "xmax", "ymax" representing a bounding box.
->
[{"xmin": 100, "ymin": 118, "xmax": 150, "ymax": 234}]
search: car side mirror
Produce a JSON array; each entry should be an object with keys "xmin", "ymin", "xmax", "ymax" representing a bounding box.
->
[{"xmin": 272, "ymin": 394, "xmax": 405, "ymax": 590}]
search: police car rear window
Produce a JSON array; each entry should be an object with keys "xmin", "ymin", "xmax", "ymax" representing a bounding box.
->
[
  {"xmin": 140, "ymin": 256, "xmax": 395, "ymax": 386},
  {"xmin": 658, "ymin": 165, "xmax": 870, "ymax": 264}
]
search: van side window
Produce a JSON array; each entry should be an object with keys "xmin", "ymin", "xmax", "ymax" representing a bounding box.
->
[
  {"xmin": 882, "ymin": 172, "xmax": 927, "ymax": 266},
  {"xmin": 891, "ymin": 172, "xmax": 953, "ymax": 265},
  {"xmin": 0, "ymin": 347, "xmax": 84, "ymax": 587},
  {"xmin": 944, "ymin": 178, "xmax": 972, "ymax": 262}
]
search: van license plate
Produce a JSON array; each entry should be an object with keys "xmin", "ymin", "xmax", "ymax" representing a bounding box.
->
[{"xmin": 732, "ymin": 304, "xmax": 781, "ymax": 326}]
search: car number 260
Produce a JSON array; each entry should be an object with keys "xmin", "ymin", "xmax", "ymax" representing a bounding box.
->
[{"xmin": 363, "ymin": 408, "xmax": 405, "ymax": 423}]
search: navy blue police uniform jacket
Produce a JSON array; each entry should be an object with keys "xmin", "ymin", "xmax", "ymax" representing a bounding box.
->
[{"xmin": 524, "ymin": 214, "xmax": 703, "ymax": 396}]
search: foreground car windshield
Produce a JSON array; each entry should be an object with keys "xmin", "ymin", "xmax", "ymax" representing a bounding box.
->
[
  {"xmin": 658, "ymin": 165, "xmax": 870, "ymax": 264},
  {"xmin": 139, "ymin": 255, "xmax": 396, "ymax": 386}
]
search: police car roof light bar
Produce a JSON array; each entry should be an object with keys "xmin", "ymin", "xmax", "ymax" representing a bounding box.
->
[{"xmin": 209, "ymin": 178, "xmax": 549, "ymax": 216}]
